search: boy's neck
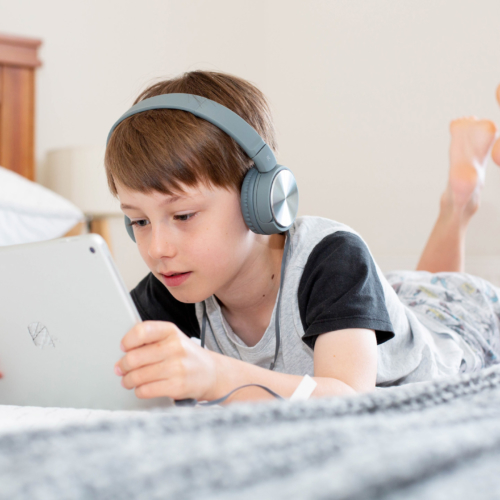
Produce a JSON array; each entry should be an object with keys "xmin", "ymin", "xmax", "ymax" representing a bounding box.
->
[{"xmin": 214, "ymin": 233, "xmax": 286, "ymax": 347}]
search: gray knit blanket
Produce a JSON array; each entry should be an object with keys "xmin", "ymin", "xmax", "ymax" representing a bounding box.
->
[{"xmin": 2, "ymin": 365, "xmax": 500, "ymax": 500}]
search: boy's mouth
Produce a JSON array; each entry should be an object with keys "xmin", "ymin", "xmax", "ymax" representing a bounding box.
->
[
  {"xmin": 164, "ymin": 271, "xmax": 187, "ymax": 277},
  {"xmin": 160, "ymin": 271, "xmax": 192, "ymax": 287}
]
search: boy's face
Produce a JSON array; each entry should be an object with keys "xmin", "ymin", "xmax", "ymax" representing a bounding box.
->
[{"xmin": 116, "ymin": 180, "xmax": 254, "ymax": 303}]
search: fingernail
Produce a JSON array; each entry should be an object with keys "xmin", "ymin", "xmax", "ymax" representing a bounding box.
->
[
  {"xmin": 114, "ymin": 365, "xmax": 123, "ymax": 376},
  {"xmin": 120, "ymin": 343, "xmax": 126, "ymax": 352}
]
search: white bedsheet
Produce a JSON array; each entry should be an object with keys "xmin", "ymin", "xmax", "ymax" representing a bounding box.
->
[
  {"xmin": 0, "ymin": 402, "xmax": 220, "ymax": 435},
  {"xmin": 0, "ymin": 405, "xmax": 148, "ymax": 434}
]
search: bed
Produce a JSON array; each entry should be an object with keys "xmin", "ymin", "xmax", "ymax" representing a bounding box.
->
[
  {"xmin": 2, "ymin": 367, "xmax": 500, "ymax": 499},
  {"xmin": 1, "ymin": 32, "xmax": 500, "ymax": 500}
]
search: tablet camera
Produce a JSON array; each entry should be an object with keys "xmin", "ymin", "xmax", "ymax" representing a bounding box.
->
[{"xmin": 89, "ymin": 247, "xmax": 96, "ymax": 254}]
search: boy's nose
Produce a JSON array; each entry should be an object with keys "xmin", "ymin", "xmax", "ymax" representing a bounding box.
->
[{"xmin": 148, "ymin": 227, "xmax": 177, "ymax": 260}]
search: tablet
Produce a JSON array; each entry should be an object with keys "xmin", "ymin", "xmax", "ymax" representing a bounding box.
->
[{"xmin": 0, "ymin": 234, "xmax": 172, "ymax": 410}]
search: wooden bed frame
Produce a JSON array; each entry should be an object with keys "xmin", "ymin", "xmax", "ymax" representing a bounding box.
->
[{"xmin": 0, "ymin": 33, "xmax": 42, "ymax": 181}]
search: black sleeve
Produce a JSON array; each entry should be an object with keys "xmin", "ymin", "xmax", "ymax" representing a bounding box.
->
[
  {"xmin": 298, "ymin": 231, "xmax": 395, "ymax": 349},
  {"xmin": 130, "ymin": 273, "xmax": 200, "ymax": 339}
]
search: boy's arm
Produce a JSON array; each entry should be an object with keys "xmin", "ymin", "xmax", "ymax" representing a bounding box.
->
[
  {"xmin": 116, "ymin": 322, "xmax": 377, "ymax": 404},
  {"xmin": 205, "ymin": 328, "xmax": 377, "ymax": 403}
]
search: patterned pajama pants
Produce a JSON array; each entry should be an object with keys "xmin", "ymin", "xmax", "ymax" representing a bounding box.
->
[{"xmin": 384, "ymin": 270, "xmax": 500, "ymax": 373}]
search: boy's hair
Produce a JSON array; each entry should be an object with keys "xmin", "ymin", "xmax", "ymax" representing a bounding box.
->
[{"xmin": 105, "ymin": 71, "xmax": 278, "ymax": 197}]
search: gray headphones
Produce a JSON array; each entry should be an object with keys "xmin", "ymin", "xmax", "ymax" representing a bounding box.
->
[{"xmin": 106, "ymin": 93, "xmax": 299, "ymax": 239}]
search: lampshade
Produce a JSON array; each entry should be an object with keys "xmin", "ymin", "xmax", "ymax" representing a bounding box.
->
[{"xmin": 44, "ymin": 146, "xmax": 122, "ymax": 217}]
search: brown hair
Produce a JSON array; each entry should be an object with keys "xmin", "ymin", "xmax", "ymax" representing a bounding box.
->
[{"xmin": 104, "ymin": 71, "xmax": 278, "ymax": 197}]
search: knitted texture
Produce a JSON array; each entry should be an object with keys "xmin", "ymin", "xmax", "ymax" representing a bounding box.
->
[{"xmin": 2, "ymin": 365, "xmax": 500, "ymax": 499}]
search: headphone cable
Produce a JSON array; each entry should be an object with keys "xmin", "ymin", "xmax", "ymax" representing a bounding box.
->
[{"xmin": 176, "ymin": 231, "xmax": 292, "ymax": 407}]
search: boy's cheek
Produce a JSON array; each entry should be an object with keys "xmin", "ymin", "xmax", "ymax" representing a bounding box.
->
[{"xmin": 136, "ymin": 246, "xmax": 153, "ymax": 267}]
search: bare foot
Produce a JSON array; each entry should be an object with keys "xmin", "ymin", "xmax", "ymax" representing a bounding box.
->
[
  {"xmin": 492, "ymin": 85, "xmax": 500, "ymax": 166},
  {"xmin": 441, "ymin": 116, "xmax": 497, "ymax": 220}
]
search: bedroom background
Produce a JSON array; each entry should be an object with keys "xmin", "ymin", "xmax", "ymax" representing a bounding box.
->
[{"xmin": 1, "ymin": 0, "xmax": 500, "ymax": 290}]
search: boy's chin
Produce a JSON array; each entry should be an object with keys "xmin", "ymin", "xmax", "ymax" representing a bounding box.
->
[
  {"xmin": 170, "ymin": 291, "xmax": 199, "ymax": 304},
  {"xmin": 157, "ymin": 275, "xmax": 210, "ymax": 304}
]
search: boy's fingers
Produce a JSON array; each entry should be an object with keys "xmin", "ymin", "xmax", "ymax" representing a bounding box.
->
[
  {"xmin": 121, "ymin": 321, "xmax": 178, "ymax": 352},
  {"xmin": 122, "ymin": 360, "xmax": 179, "ymax": 392},
  {"xmin": 135, "ymin": 379, "xmax": 182, "ymax": 400},
  {"xmin": 118, "ymin": 341, "xmax": 171, "ymax": 374},
  {"xmin": 497, "ymin": 84, "xmax": 500, "ymax": 106}
]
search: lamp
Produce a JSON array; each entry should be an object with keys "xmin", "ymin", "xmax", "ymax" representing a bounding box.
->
[{"xmin": 44, "ymin": 146, "xmax": 122, "ymax": 252}]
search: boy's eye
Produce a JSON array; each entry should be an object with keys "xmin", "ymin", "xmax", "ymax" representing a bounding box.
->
[
  {"xmin": 174, "ymin": 213, "xmax": 197, "ymax": 222},
  {"xmin": 129, "ymin": 219, "xmax": 149, "ymax": 228},
  {"xmin": 128, "ymin": 213, "xmax": 196, "ymax": 227}
]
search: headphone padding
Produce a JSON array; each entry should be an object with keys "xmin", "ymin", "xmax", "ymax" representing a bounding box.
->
[
  {"xmin": 240, "ymin": 167, "xmax": 262, "ymax": 234},
  {"xmin": 124, "ymin": 216, "xmax": 136, "ymax": 242}
]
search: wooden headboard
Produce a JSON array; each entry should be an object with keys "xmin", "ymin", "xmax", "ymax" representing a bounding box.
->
[{"xmin": 0, "ymin": 33, "xmax": 42, "ymax": 181}]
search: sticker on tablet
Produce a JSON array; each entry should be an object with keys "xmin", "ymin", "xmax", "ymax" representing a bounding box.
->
[{"xmin": 28, "ymin": 322, "xmax": 55, "ymax": 349}]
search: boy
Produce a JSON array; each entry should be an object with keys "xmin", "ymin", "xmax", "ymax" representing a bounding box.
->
[{"xmin": 107, "ymin": 71, "xmax": 500, "ymax": 404}]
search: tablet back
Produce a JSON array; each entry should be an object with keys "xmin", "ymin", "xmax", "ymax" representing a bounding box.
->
[{"xmin": 0, "ymin": 234, "xmax": 172, "ymax": 410}]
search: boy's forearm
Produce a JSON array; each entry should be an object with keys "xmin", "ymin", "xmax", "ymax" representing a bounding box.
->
[{"xmin": 204, "ymin": 350, "xmax": 357, "ymax": 403}]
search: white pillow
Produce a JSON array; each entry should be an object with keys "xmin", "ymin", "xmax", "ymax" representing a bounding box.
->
[{"xmin": 0, "ymin": 166, "xmax": 84, "ymax": 246}]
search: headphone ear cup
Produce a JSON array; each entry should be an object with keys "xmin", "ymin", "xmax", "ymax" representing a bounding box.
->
[
  {"xmin": 124, "ymin": 216, "xmax": 136, "ymax": 242},
  {"xmin": 240, "ymin": 167, "xmax": 262, "ymax": 234}
]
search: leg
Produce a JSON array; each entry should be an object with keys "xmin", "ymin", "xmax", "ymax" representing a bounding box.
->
[{"xmin": 417, "ymin": 116, "xmax": 497, "ymax": 273}]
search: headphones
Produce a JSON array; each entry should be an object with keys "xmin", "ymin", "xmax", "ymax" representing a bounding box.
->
[{"xmin": 106, "ymin": 93, "xmax": 299, "ymax": 240}]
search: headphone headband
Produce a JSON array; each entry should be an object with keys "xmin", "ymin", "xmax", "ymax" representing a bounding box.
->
[
  {"xmin": 108, "ymin": 91, "xmax": 299, "ymax": 237},
  {"xmin": 106, "ymin": 93, "xmax": 277, "ymax": 173}
]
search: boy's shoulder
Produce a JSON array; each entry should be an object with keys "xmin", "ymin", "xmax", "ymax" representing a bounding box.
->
[
  {"xmin": 289, "ymin": 215, "xmax": 368, "ymax": 266},
  {"xmin": 287, "ymin": 216, "xmax": 395, "ymax": 349},
  {"xmin": 292, "ymin": 215, "xmax": 362, "ymax": 241}
]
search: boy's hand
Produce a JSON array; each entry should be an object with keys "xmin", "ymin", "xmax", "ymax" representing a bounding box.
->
[{"xmin": 115, "ymin": 321, "xmax": 217, "ymax": 401}]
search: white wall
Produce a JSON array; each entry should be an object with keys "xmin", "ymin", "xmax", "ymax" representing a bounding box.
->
[{"xmin": 2, "ymin": 0, "xmax": 500, "ymax": 289}]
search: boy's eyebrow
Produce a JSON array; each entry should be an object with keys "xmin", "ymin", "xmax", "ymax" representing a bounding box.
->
[{"xmin": 120, "ymin": 195, "xmax": 188, "ymax": 210}]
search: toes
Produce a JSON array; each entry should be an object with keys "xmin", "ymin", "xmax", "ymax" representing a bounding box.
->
[
  {"xmin": 449, "ymin": 117, "xmax": 497, "ymax": 139},
  {"xmin": 450, "ymin": 118, "xmax": 466, "ymax": 133},
  {"xmin": 450, "ymin": 116, "xmax": 479, "ymax": 130}
]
